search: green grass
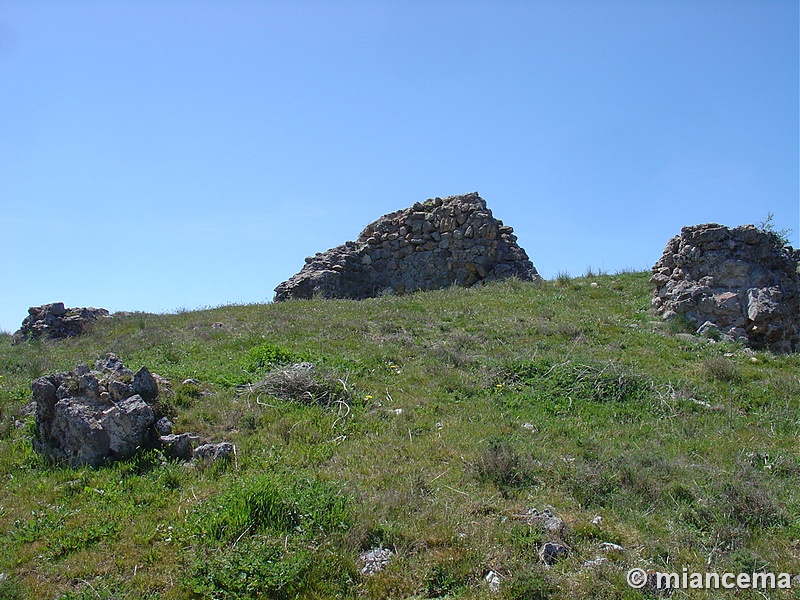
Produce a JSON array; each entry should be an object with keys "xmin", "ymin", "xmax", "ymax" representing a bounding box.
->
[{"xmin": 0, "ymin": 272, "xmax": 799, "ymax": 598}]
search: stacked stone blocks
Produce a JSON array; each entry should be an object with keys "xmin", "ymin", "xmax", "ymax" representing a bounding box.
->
[
  {"xmin": 274, "ymin": 192, "xmax": 539, "ymax": 301},
  {"xmin": 651, "ymin": 223, "xmax": 800, "ymax": 353}
]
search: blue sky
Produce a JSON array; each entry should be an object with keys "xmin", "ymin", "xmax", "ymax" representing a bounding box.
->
[{"xmin": 1, "ymin": 1, "xmax": 797, "ymax": 333}]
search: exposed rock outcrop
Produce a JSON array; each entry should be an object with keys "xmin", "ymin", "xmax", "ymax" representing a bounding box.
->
[
  {"xmin": 12, "ymin": 303, "xmax": 109, "ymax": 343},
  {"xmin": 274, "ymin": 192, "xmax": 539, "ymax": 301},
  {"xmin": 31, "ymin": 354, "xmax": 232, "ymax": 467},
  {"xmin": 651, "ymin": 223, "xmax": 800, "ymax": 352},
  {"xmin": 31, "ymin": 355, "xmax": 162, "ymax": 467}
]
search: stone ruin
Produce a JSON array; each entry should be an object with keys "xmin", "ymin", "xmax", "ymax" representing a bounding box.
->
[
  {"xmin": 651, "ymin": 223, "xmax": 800, "ymax": 353},
  {"xmin": 274, "ymin": 192, "xmax": 540, "ymax": 301},
  {"xmin": 31, "ymin": 353, "xmax": 232, "ymax": 467},
  {"xmin": 12, "ymin": 302, "xmax": 109, "ymax": 344}
]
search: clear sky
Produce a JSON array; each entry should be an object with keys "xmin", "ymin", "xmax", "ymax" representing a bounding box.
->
[{"xmin": 1, "ymin": 1, "xmax": 797, "ymax": 333}]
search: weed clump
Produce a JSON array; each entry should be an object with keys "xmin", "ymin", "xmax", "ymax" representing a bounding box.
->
[
  {"xmin": 424, "ymin": 560, "xmax": 471, "ymax": 598},
  {"xmin": 172, "ymin": 379, "xmax": 204, "ymax": 408},
  {"xmin": 499, "ymin": 358, "xmax": 651, "ymax": 403},
  {"xmin": 758, "ymin": 211, "xmax": 793, "ymax": 249},
  {"xmin": 665, "ymin": 312, "xmax": 697, "ymax": 335},
  {"xmin": 503, "ymin": 570, "xmax": 556, "ymax": 600},
  {"xmin": 555, "ymin": 271, "xmax": 573, "ymax": 286},
  {"xmin": 242, "ymin": 363, "xmax": 351, "ymax": 407},
  {"xmin": 246, "ymin": 341, "xmax": 303, "ymax": 373},
  {"xmin": 185, "ymin": 473, "xmax": 353, "ymax": 599},
  {"xmin": 191, "ymin": 474, "xmax": 349, "ymax": 541},
  {"xmin": 700, "ymin": 357, "xmax": 742, "ymax": 383},
  {"xmin": 475, "ymin": 438, "xmax": 534, "ymax": 495}
]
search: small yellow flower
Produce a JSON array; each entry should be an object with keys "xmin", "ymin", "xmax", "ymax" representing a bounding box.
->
[
  {"xmin": 495, "ymin": 384, "xmax": 504, "ymax": 388},
  {"xmin": 365, "ymin": 395, "xmax": 373, "ymax": 400}
]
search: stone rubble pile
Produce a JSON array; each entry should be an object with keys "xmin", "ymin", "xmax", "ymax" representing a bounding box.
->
[
  {"xmin": 651, "ymin": 223, "xmax": 800, "ymax": 352},
  {"xmin": 12, "ymin": 302, "xmax": 109, "ymax": 343},
  {"xmin": 274, "ymin": 192, "xmax": 540, "ymax": 301},
  {"xmin": 31, "ymin": 354, "xmax": 232, "ymax": 467}
]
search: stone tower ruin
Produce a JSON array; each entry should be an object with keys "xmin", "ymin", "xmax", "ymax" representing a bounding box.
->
[
  {"xmin": 274, "ymin": 192, "xmax": 539, "ymax": 301},
  {"xmin": 651, "ymin": 223, "xmax": 800, "ymax": 353}
]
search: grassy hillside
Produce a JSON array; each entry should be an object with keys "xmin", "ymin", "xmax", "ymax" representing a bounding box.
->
[{"xmin": 0, "ymin": 272, "xmax": 798, "ymax": 599}]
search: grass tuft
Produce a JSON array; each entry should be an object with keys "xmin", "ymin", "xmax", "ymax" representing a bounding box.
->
[{"xmin": 474, "ymin": 437, "xmax": 533, "ymax": 495}]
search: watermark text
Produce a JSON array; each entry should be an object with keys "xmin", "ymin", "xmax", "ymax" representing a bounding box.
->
[{"xmin": 626, "ymin": 567, "xmax": 793, "ymax": 590}]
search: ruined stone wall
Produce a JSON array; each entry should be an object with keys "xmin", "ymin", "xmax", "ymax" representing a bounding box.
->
[
  {"xmin": 274, "ymin": 192, "xmax": 539, "ymax": 301},
  {"xmin": 651, "ymin": 223, "xmax": 800, "ymax": 352}
]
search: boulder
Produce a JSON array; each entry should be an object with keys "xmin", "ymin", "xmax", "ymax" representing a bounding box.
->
[
  {"xmin": 192, "ymin": 442, "xmax": 235, "ymax": 462},
  {"xmin": 651, "ymin": 223, "xmax": 800, "ymax": 352},
  {"xmin": 155, "ymin": 417, "xmax": 174, "ymax": 435},
  {"xmin": 274, "ymin": 192, "xmax": 540, "ymax": 301},
  {"xmin": 160, "ymin": 432, "xmax": 200, "ymax": 460},
  {"xmin": 132, "ymin": 367, "xmax": 159, "ymax": 402},
  {"xmin": 539, "ymin": 541, "xmax": 569, "ymax": 565}
]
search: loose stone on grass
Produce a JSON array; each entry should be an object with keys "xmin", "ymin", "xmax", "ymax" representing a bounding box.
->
[
  {"xmin": 516, "ymin": 508, "xmax": 566, "ymax": 536},
  {"xmin": 192, "ymin": 442, "xmax": 235, "ymax": 463},
  {"xmin": 359, "ymin": 548, "xmax": 393, "ymax": 575},
  {"xmin": 485, "ymin": 570, "xmax": 501, "ymax": 593},
  {"xmin": 539, "ymin": 541, "xmax": 569, "ymax": 566}
]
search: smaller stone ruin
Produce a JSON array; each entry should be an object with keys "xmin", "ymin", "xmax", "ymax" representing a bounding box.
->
[
  {"xmin": 31, "ymin": 353, "xmax": 231, "ymax": 467},
  {"xmin": 12, "ymin": 302, "xmax": 109, "ymax": 343},
  {"xmin": 32, "ymin": 354, "xmax": 162, "ymax": 467},
  {"xmin": 651, "ymin": 223, "xmax": 800, "ymax": 352},
  {"xmin": 274, "ymin": 192, "xmax": 540, "ymax": 301}
]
